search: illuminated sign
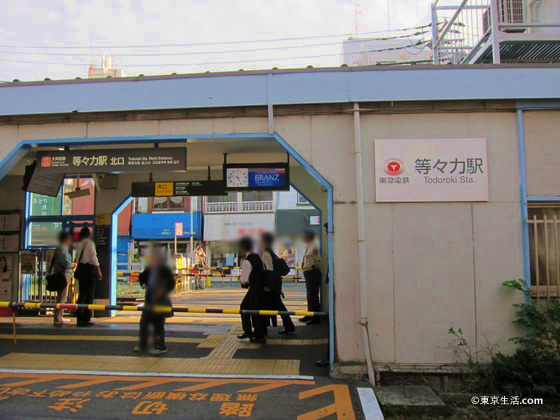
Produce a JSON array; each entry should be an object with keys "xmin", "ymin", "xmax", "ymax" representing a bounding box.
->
[
  {"xmin": 224, "ymin": 163, "xmax": 290, "ymax": 191},
  {"xmin": 36, "ymin": 148, "xmax": 186, "ymax": 174}
]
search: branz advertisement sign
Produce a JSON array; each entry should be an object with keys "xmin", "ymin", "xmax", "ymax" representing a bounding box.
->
[
  {"xmin": 374, "ymin": 138, "xmax": 489, "ymax": 202},
  {"xmin": 36, "ymin": 148, "xmax": 186, "ymax": 174},
  {"xmin": 224, "ymin": 163, "xmax": 290, "ymax": 191}
]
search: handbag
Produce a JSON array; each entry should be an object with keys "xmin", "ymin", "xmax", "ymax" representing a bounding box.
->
[
  {"xmin": 46, "ymin": 250, "xmax": 68, "ymax": 293},
  {"xmin": 73, "ymin": 244, "xmax": 96, "ymax": 280}
]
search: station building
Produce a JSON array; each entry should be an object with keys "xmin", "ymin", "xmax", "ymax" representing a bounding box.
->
[{"xmin": 0, "ymin": 64, "xmax": 559, "ymax": 376}]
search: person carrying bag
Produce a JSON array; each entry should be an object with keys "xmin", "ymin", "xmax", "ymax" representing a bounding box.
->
[
  {"xmin": 74, "ymin": 227, "xmax": 102, "ymax": 327},
  {"xmin": 48, "ymin": 232, "xmax": 73, "ymax": 326}
]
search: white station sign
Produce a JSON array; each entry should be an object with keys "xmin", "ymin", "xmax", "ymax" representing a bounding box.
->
[{"xmin": 374, "ymin": 138, "xmax": 489, "ymax": 202}]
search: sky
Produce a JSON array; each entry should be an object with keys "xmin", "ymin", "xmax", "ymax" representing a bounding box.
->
[{"xmin": 0, "ymin": 0, "xmax": 435, "ymax": 81}]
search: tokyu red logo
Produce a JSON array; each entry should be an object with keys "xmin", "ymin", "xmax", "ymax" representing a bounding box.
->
[
  {"xmin": 40, "ymin": 157, "xmax": 52, "ymax": 168},
  {"xmin": 384, "ymin": 159, "xmax": 404, "ymax": 176}
]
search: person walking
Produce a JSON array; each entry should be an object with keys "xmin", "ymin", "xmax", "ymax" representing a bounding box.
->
[
  {"xmin": 52, "ymin": 232, "xmax": 73, "ymax": 326},
  {"xmin": 135, "ymin": 246, "xmax": 176, "ymax": 355},
  {"xmin": 260, "ymin": 232, "xmax": 295, "ymax": 335},
  {"xmin": 193, "ymin": 243, "xmax": 207, "ymax": 290},
  {"xmin": 237, "ymin": 236, "xmax": 267, "ymax": 344},
  {"xmin": 299, "ymin": 230, "xmax": 322, "ymax": 325},
  {"xmin": 74, "ymin": 227, "xmax": 102, "ymax": 327}
]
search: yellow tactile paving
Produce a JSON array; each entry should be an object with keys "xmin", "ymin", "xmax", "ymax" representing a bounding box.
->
[{"xmin": 0, "ymin": 353, "xmax": 301, "ymax": 375}]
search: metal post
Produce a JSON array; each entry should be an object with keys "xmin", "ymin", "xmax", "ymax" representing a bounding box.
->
[
  {"xmin": 190, "ymin": 196, "xmax": 194, "ymax": 260},
  {"xmin": 431, "ymin": 3, "xmax": 439, "ymax": 64},
  {"xmin": 353, "ymin": 103, "xmax": 376, "ymax": 385},
  {"xmin": 489, "ymin": 0, "xmax": 501, "ymax": 64}
]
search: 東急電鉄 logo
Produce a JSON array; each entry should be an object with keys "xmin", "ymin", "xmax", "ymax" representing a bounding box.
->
[{"xmin": 384, "ymin": 159, "xmax": 404, "ymax": 176}]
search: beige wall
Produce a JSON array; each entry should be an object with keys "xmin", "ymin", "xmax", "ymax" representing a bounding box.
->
[
  {"xmin": 524, "ymin": 111, "xmax": 560, "ymax": 197},
  {"xmin": 0, "ymin": 110, "xmax": 532, "ymax": 368}
]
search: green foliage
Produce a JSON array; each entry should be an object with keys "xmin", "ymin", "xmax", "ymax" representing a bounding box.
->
[{"xmin": 448, "ymin": 279, "xmax": 560, "ymax": 397}]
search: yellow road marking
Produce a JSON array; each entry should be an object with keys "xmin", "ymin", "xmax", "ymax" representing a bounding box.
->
[{"xmin": 298, "ymin": 385, "xmax": 356, "ymax": 420}]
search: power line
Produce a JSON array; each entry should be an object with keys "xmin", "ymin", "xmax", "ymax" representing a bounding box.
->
[
  {"xmin": 0, "ymin": 24, "xmax": 432, "ymax": 50},
  {"xmin": 0, "ymin": 31, "xmax": 431, "ymax": 58},
  {"xmin": 0, "ymin": 40, "xmax": 429, "ymax": 69}
]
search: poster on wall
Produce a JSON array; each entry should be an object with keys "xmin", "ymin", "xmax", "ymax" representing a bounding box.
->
[
  {"xmin": 374, "ymin": 138, "xmax": 489, "ymax": 202},
  {"xmin": 0, "ymin": 252, "xmax": 18, "ymax": 301},
  {"xmin": 19, "ymin": 250, "xmax": 37, "ymax": 275},
  {"xmin": 224, "ymin": 163, "xmax": 290, "ymax": 191}
]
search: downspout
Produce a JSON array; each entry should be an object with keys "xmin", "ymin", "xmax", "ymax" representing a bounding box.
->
[{"xmin": 353, "ymin": 102, "xmax": 376, "ymax": 384}]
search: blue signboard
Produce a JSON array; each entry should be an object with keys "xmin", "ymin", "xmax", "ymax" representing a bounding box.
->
[
  {"xmin": 224, "ymin": 163, "xmax": 290, "ymax": 191},
  {"xmin": 131, "ymin": 213, "xmax": 202, "ymax": 240}
]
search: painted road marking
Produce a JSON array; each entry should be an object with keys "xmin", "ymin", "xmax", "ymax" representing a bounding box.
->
[
  {"xmin": 298, "ymin": 385, "xmax": 356, "ymax": 420},
  {"xmin": 357, "ymin": 387, "xmax": 384, "ymax": 420},
  {"xmin": 0, "ymin": 372, "xmax": 358, "ymax": 419}
]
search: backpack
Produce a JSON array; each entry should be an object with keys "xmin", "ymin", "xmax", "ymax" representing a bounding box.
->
[
  {"xmin": 272, "ymin": 256, "xmax": 290, "ymax": 277},
  {"xmin": 263, "ymin": 250, "xmax": 290, "ymax": 293},
  {"xmin": 264, "ymin": 270, "xmax": 283, "ymax": 294}
]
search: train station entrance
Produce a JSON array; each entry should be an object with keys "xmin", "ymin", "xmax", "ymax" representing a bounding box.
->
[{"xmin": 0, "ymin": 133, "xmax": 334, "ymax": 378}]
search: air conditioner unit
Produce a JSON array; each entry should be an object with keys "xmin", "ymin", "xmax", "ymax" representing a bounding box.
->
[{"xmin": 483, "ymin": 0, "xmax": 525, "ymax": 34}]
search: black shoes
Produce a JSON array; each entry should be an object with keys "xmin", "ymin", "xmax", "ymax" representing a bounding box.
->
[
  {"xmin": 237, "ymin": 332, "xmax": 253, "ymax": 340},
  {"xmin": 250, "ymin": 337, "xmax": 266, "ymax": 344},
  {"xmin": 298, "ymin": 316, "xmax": 311, "ymax": 323},
  {"xmin": 306, "ymin": 319, "xmax": 321, "ymax": 325},
  {"xmin": 279, "ymin": 329, "xmax": 296, "ymax": 335},
  {"xmin": 77, "ymin": 321, "xmax": 95, "ymax": 327}
]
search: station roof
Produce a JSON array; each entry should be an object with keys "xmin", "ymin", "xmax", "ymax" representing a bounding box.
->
[{"xmin": 1, "ymin": 64, "xmax": 560, "ymax": 116}]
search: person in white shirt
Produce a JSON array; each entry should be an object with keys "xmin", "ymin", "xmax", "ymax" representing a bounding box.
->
[
  {"xmin": 192, "ymin": 243, "xmax": 207, "ymax": 290},
  {"xmin": 74, "ymin": 227, "xmax": 102, "ymax": 326}
]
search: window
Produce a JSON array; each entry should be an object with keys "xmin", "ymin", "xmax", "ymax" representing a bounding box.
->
[
  {"xmin": 242, "ymin": 191, "xmax": 273, "ymax": 202},
  {"xmin": 297, "ymin": 193, "xmax": 310, "ymax": 205},
  {"xmin": 528, "ymin": 205, "xmax": 560, "ymax": 294},
  {"xmin": 152, "ymin": 197, "xmax": 184, "ymax": 211},
  {"xmin": 26, "ymin": 177, "xmax": 96, "ymax": 247},
  {"xmin": 63, "ymin": 178, "xmax": 95, "ymax": 215},
  {"xmin": 207, "ymin": 192, "xmax": 238, "ymax": 203}
]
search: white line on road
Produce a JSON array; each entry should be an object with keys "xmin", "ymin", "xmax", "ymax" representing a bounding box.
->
[{"xmin": 357, "ymin": 387, "xmax": 384, "ymax": 420}]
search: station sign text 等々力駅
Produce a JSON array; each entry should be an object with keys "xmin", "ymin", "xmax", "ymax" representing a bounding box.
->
[
  {"xmin": 35, "ymin": 148, "xmax": 186, "ymax": 174},
  {"xmin": 374, "ymin": 138, "xmax": 489, "ymax": 202}
]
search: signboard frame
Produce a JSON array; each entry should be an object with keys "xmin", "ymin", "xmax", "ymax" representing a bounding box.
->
[
  {"xmin": 223, "ymin": 162, "xmax": 290, "ymax": 191},
  {"xmin": 35, "ymin": 147, "xmax": 187, "ymax": 174},
  {"xmin": 374, "ymin": 138, "xmax": 489, "ymax": 202},
  {"xmin": 131, "ymin": 180, "xmax": 227, "ymax": 197},
  {"xmin": 27, "ymin": 172, "xmax": 64, "ymax": 198}
]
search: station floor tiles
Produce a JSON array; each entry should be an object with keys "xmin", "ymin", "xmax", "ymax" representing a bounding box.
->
[{"xmin": 0, "ymin": 317, "xmax": 329, "ymax": 377}]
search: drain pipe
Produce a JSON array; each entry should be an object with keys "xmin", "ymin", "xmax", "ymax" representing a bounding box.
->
[{"xmin": 353, "ymin": 102, "xmax": 376, "ymax": 385}]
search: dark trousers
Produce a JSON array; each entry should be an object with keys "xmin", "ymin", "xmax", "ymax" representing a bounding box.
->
[
  {"xmin": 304, "ymin": 269, "xmax": 322, "ymax": 319},
  {"xmin": 76, "ymin": 276, "xmax": 96, "ymax": 323},
  {"xmin": 139, "ymin": 311, "xmax": 166, "ymax": 350},
  {"xmin": 264, "ymin": 291, "xmax": 295, "ymax": 331},
  {"xmin": 240, "ymin": 290, "xmax": 266, "ymax": 339}
]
